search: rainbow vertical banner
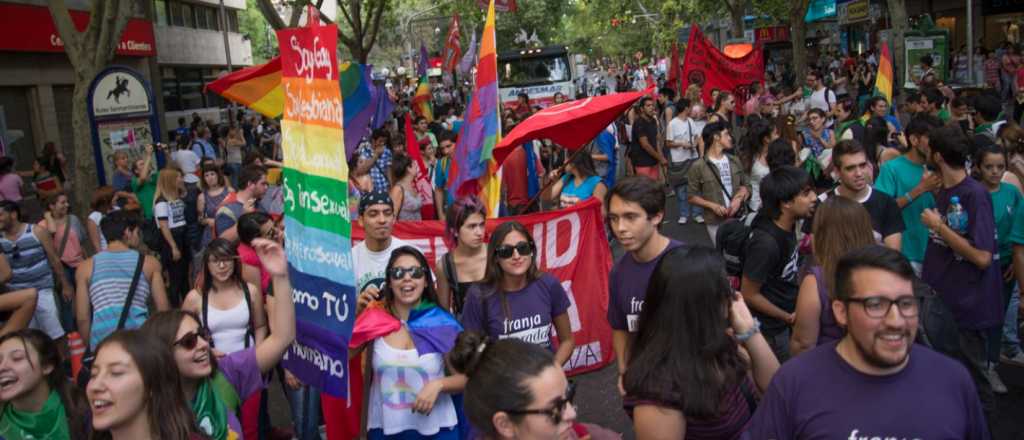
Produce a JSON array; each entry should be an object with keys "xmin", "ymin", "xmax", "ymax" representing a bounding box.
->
[{"xmin": 277, "ymin": 21, "xmax": 356, "ymax": 398}]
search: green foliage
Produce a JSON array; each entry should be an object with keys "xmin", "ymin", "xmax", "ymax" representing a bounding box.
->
[
  {"xmin": 439, "ymin": 0, "xmax": 569, "ymax": 52},
  {"xmin": 242, "ymin": 0, "xmax": 279, "ymax": 63}
]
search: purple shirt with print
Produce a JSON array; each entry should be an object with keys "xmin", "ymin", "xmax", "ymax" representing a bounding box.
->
[
  {"xmin": 922, "ymin": 176, "xmax": 1004, "ymax": 330},
  {"xmin": 744, "ymin": 342, "xmax": 989, "ymax": 440},
  {"xmin": 460, "ymin": 273, "xmax": 571, "ymax": 351},
  {"xmin": 607, "ymin": 240, "xmax": 683, "ymax": 332}
]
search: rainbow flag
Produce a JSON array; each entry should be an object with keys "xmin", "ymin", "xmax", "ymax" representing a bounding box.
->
[
  {"xmin": 448, "ymin": 0, "xmax": 502, "ymax": 218},
  {"xmin": 412, "ymin": 74, "xmax": 433, "ymax": 121},
  {"xmin": 340, "ymin": 62, "xmax": 376, "ymax": 157},
  {"xmin": 205, "ymin": 57, "xmax": 284, "ymax": 118},
  {"xmin": 873, "ymin": 42, "xmax": 894, "ymax": 104}
]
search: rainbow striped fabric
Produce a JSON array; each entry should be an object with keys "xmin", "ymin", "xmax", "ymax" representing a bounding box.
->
[
  {"xmin": 205, "ymin": 57, "xmax": 284, "ymax": 118},
  {"xmin": 276, "ymin": 21, "xmax": 356, "ymax": 398},
  {"xmin": 412, "ymin": 74, "xmax": 433, "ymax": 122},
  {"xmin": 448, "ymin": 0, "xmax": 502, "ymax": 217},
  {"xmin": 873, "ymin": 42, "xmax": 894, "ymax": 104}
]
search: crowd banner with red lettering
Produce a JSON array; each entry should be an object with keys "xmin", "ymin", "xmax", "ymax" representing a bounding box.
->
[
  {"xmin": 352, "ymin": 198, "xmax": 614, "ymax": 375},
  {"xmin": 277, "ymin": 17, "xmax": 356, "ymax": 398},
  {"xmin": 681, "ymin": 24, "xmax": 764, "ymax": 116}
]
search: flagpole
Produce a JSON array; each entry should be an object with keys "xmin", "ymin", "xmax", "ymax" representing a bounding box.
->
[{"xmin": 522, "ymin": 145, "xmax": 591, "ymax": 213}]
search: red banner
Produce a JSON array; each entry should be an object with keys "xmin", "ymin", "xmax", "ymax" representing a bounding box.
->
[
  {"xmin": 681, "ymin": 24, "xmax": 764, "ymax": 116},
  {"xmin": 0, "ymin": 3, "xmax": 155, "ymax": 57},
  {"xmin": 477, "ymin": 0, "xmax": 517, "ymax": 12},
  {"xmin": 442, "ymin": 13, "xmax": 461, "ymax": 73},
  {"xmin": 351, "ymin": 199, "xmax": 614, "ymax": 376}
]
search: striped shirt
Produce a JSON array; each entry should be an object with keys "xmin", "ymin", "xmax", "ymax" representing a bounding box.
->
[
  {"xmin": 0, "ymin": 224, "xmax": 53, "ymax": 290},
  {"xmin": 88, "ymin": 250, "xmax": 151, "ymax": 350},
  {"xmin": 624, "ymin": 375, "xmax": 757, "ymax": 439}
]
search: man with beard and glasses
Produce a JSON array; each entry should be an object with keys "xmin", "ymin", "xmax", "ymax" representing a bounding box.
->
[
  {"xmin": 920, "ymin": 127, "xmax": 1003, "ymax": 420},
  {"xmin": 604, "ymin": 176, "xmax": 684, "ymax": 395},
  {"xmin": 745, "ymin": 245, "xmax": 990, "ymax": 439}
]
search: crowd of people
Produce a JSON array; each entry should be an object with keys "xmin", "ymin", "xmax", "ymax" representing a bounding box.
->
[{"xmin": 2, "ymin": 39, "xmax": 1024, "ymax": 439}]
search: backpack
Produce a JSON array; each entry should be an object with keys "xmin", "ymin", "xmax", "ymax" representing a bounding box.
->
[
  {"xmin": 716, "ymin": 213, "xmax": 758, "ymax": 277},
  {"xmin": 913, "ymin": 277, "xmax": 962, "ymax": 359}
]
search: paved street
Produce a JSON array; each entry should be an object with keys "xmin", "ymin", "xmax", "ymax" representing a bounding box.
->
[{"xmin": 264, "ymin": 194, "xmax": 1024, "ymax": 439}]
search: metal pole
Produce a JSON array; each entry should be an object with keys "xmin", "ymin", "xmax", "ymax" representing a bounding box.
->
[{"xmin": 966, "ymin": 0, "xmax": 974, "ymax": 84}]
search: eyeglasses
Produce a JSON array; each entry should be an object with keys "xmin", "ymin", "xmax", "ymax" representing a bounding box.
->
[
  {"xmin": 172, "ymin": 327, "xmax": 212, "ymax": 350},
  {"xmin": 505, "ymin": 382, "xmax": 576, "ymax": 424},
  {"xmin": 208, "ymin": 257, "xmax": 239, "ymax": 268},
  {"xmin": 388, "ymin": 266, "xmax": 426, "ymax": 280},
  {"xmin": 845, "ymin": 295, "xmax": 920, "ymax": 319},
  {"xmin": 495, "ymin": 241, "xmax": 535, "ymax": 259}
]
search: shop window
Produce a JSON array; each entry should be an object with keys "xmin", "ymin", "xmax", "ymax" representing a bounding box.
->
[
  {"xmin": 0, "ymin": 87, "xmax": 38, "ymax": 171},
  {"xmin": 169, "ymin": 1, "xmax": 184, "ymax": 26},
  {"xmin": 209, "ymin": 8, "xmax": 222, "ymax": 31},
  {"xmin": 228, "ymin": 10, "xmax": 239, "ymax": 32},
  {"xmin": 181, "ymin": 3, "xmax": 194, "ymax": 28},
  {"xmin": 195, "ymin": 5, "xmax": 208, "ymax": 29}
]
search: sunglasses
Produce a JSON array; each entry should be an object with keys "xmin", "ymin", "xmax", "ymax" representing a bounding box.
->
[
  {"xmin": 505, "ymin": 382, "xmax": 576, "ymax": 424},
  {"xmin": 495, "ymin": 241, "xmax": 535, "ymax": 259},
  {"xmin": 172, "ymin": 327, "xmax": 212, "ymax": 350},
  {"xmin": 388, "ymin": 266, "xmax": 426, "ymax": 280}
]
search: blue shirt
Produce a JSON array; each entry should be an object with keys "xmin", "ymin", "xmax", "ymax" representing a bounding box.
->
[
  {"xmin": 559, "ymin": 175, "xmax": 602, "ymax": 208},
  {"xmin": 358, "ymin": 146, "xmax": 393, "ymax": 193},
  {"xmin": 191, "ymin": 138, "xmax": 217, "ymax": 160}
]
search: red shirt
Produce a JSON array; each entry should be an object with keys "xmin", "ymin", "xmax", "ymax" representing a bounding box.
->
[{"xmin": 501, "ymin": 146, "xmax": 545, "ymax": 208}]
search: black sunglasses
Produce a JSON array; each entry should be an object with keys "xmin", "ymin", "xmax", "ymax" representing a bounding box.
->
[
  {"xmin": 388, "ymin": 266, "xmax": 426, "ymax": 280},
  {"xmin": 495, "ymin": 241, "xmax": 535, "ymax": 259},
  {"xmin": 173, "ymin": 327, "xmax": 212, "ymax": 350},
  {"xmin": 505, "ymin": 382, "xmax": 576, "ymax": 424}
]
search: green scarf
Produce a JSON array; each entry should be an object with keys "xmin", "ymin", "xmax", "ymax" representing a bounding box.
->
[
  {"xmin": 0, "ymin": 390, "xmax": 70, "ymax": 440},
  {"xmin": 192, "ymin": 377, "xmax": 229, "ymax": 440}
]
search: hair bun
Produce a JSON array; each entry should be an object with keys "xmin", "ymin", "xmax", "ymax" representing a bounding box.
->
[{"xmin": 447, "ymin": 331, "xmax": 489, "ymax": 377}]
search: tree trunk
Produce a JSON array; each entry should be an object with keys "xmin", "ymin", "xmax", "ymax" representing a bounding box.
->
[
  {"xmin": 728, "ymin": 2, "xmax": 745, "ymax": 39},
  {"xmin": 790, "ymin": 9, "xmax": 809, "ymax": 84},
  {"xmin": 70, "ymin": 68, "xmax": 98, "ymax": 215},
  {"xmin": 888, "ymin": 0, "xmax": 909, "ymax": 91}
]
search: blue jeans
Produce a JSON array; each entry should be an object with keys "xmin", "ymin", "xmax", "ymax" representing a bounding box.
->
[
  {"xmin": 286, "ymin": 382, "xmax": 321, "ymax": 440},
  {"xmin": 674, "ymin": 184, "xmax": 702, "ymax": 219},
  {"xmin": 1004, "ymin": 284, "xmax": 1022, "ymax": 356}
]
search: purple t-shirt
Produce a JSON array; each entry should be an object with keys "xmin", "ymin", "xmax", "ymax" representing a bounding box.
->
[
  {"xmin": 607, "ymin": 240, "xmax": 683, "ymax": 332},
  {"xmin": 922, "ymin": 177, "xmax": 1004, "ymax": 330},
  {"xmin": 460, "ymin": 273, "xmax": 571, "ymax": 351},
  {"xmin": 218, "ymin": 348, "xmax": 266, "ymax": 438},
  {"xmin": 745, "ymin": 342, "xmax": 989, "ymax": 439}
]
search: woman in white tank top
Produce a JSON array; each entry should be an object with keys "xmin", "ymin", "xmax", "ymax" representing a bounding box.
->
[{"xmin": 182, "ymin": 238, "xmax": 267, "ymax": 354}]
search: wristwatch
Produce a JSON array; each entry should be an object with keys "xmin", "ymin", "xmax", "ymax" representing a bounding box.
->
[{"xmin": 736, "ymin": 318, "xmax": 762, "ymax": 342}]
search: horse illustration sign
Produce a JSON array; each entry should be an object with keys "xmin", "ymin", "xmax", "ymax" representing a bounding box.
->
[
  {"xmin": 87, "ymin": 66, "xmax": 162, "ymax": 185},
  {"xmin": 91, "ymin": 71, "xmax": 150, "ymax": 117}
]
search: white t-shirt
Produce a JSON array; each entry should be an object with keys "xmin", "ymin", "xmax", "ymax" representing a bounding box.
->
[
  {"xmin": 666, "ymin": 117, "xmax": 699, "ymax": 163},
  {"xmin": 353, "ymin": 237, "xmax": 414, "ymax": 294},
  {"xmin": 366, "ymin": 338, "xmax": 457, "ymax": 435},
  {"xmin": 708, "ymin": 155, "xmax": 732, "ymax": 203},
  {"xmin": 171, "ymin": 150, "xmax": 201, "ymax": 184},
  {"xmin": 154, "ymin": 198, "xmax": 187, "ymax": 229},
  {"xmin": 88, "ymin": 211, "xmax": 107, "ymax": 250},
  {"xmin": 808, "ymin": 87, "xmax": 836, "ymax": 114}
]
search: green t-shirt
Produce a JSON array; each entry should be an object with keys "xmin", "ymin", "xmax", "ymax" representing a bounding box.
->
[
  {"xmin": 991, "ymin": 182, "xmax": 1022, "ymax": 262},
  {"xmin": 937, "ymin": 108, "xmax": 951, "ymax": 123},
  {"xmin": 874, "ymin": 155, "xmax": 935, "ymax": 263},
  {"xmin": 131, "ymin": 172, "xmax": 158, "ymax": 219}
]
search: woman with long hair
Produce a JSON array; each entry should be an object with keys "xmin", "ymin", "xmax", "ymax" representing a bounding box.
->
[
  {"xmin": 140, "ymin": 239, "xmax": 294, "ymax": 440},
  {"xmin": 389, "ymin": 154, "xmax": 422, "ymax": 221},
  {"xmin": 546, "ymin": 150, "xmax": 608, "ymax": 210},
  {"xmin": 739, "ymin": 120, "xmax": 779, "ymax": 211},
  {"xmin": 197, "ymin": 164, "xmax": 234, "ymax": 250},
  {"xmin": 623, "ymin": 246, "xmax": 778, "ymax": 439},
  {"xmin": 0, "ymin": 157, "xmax": 25, "ymax": 203},
  {"xmin": 351, "ymin": 246, "xmax": 464, "ymax": 438},
  {"xmin": 0, "ymin": 329, "xmax": 88, "ymax": 439},
  {"xmin": 436, "ymin": 196, "xmax": 488, "ymax": 315},
  {"xmin": 834, "ymin": 98, "xmax": 865, "ymax": 142},
  {"xmin": 447, "ymin": 332, "xmax": 578, "ymax": 439},
  {"xmin": 153, "ymin": 168, "xmax": 189, "ymax": 307},
  {"xmin": 182, "ymin": 238, "xmax": 266, "ymax": 353},
  {"xmin": 460, "ymin": 221, "xmax": 575, "ymax": 366},
  {"xmin": 862, "ymin": 115, "xmax": 903, "ymax": 170},
  {"xmin": 88, "ymin": 329, "xmax": 205, "ymax": 440},
  {"xmin": 790, "ymin": 198, "xmax": 876, "ymax": 357}
]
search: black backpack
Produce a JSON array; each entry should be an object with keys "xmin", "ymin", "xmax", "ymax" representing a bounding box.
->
[
  {"xmin": 913, "ymin": 277, "xmax": 961, "ymax": 358},
  {"xmin": 716, "ymin": 213, "xmax": 758, "ymax": 277}
]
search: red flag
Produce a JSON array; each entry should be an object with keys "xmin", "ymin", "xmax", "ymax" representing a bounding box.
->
[
  {"xmin": 404, "ymin": 113, "xmax": 437, "ymax": 219},
  {"xmin": 442, "ymin": 13, "xmax": 461, "ymax": 73},
  {"xmin": 493, "ymin": 88, "xmax": 652, "ymax": 167},
  {"xmin": 680, "ymin": 24, "xmax": 764, "ymax": 116},
  {"xmin": 666, "ymin": 41, "xmax": 681, "ymax": 93}
]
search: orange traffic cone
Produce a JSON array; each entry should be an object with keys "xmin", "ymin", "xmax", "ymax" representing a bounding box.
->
[{"xmin": 67, "ymin": 331, "xmax": 85, "ymax": 378}]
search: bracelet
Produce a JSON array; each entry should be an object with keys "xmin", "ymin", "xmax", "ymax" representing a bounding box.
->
[
  {"xmin": 904, "ymin": 191, "xmax": 914, "ymax": 203},
  {"xmin": 736, "ymin": 318, "xmax": 761, "ymax": 342}
]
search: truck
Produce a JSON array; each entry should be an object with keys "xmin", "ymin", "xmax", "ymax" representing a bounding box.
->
[{"xmin": 497, "ymin": 45, "xmax": 577, "ymax": 109}]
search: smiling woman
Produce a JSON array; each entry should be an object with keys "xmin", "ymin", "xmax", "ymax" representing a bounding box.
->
[{"xmin": 0, "ymin": 329, "xmax": 89, "ymax": 440}]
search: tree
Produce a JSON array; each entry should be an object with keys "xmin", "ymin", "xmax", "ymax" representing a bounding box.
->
[
  {"xmin": 789, "ymin": 0, "xmax": 812, "ymax": 84},
  {"xmin": 442, "ymin": 0, "xmax": 568, "ymax": 51},
  {"xmin": 47, "ymin": 0, "xmax": 135, "ymax": 213},
  {"xmin": 723, "ymin": 0, "xmax": 746, "ymax": 39},
  {"xmin": 256, "ymin": 0, "xmax": 391, "ymax": 64},
  {"xmin": 243, "ymin": 0, "xmax": 279, "ymax": 63},
  {"xmin": 887, "ymin": 0, "xmax": 908, "ymax": 88}
]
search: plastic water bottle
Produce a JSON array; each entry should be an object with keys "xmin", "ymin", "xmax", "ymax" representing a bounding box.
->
[{"xmin": 947, "ymin": 196, "xmax": 968, "ymax": 234}]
